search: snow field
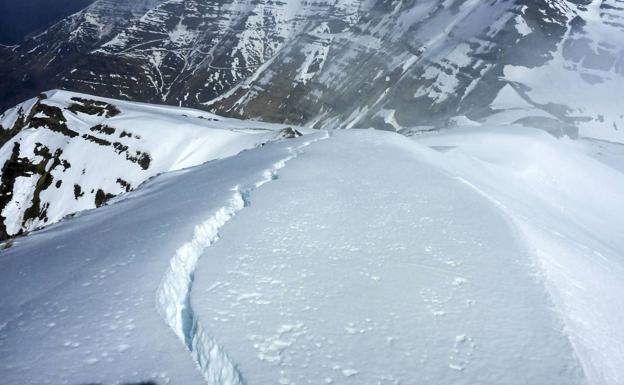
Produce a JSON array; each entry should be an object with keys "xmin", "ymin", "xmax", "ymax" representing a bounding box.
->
[
  {"xmin": 0, "ymin": 126, "xmax": 621, "ymax": 385},
  {"xmin": 156, "ymin": 132, "xmax": 329, "ymax": 385},
  {"xmin": 415, "ymin": 126, "xmax": 624, "ymax": 385},
  {"xmin": 0, "ymin": 131, "xmax": 326, "ymax": 385},
  {"xmin": 191, "ymin": 130, "xmax": 586, "ymax": 385}
]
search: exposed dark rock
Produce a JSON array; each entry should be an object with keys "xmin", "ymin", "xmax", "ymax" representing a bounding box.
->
[
  {"xmin": 94, "ymin": 189, "xmax": 115, "ymax": 208},
  {"xmin": 82, "ymin": 134, "xmax": 112, "ymax": 147},
  {"xmin": 116, "ymin": 178, "xmax": 132, "ymax": 192},
  {"xmin": 0, "ymin": 142, "xmax": 27, "ymax": 239},
  {"xmin": 74, "ymin": 184, "xmax": 84, "ymax": 200},
  {"xmin": 30, "ymin": 102, "xmax": 79, "ymax": 138},
  {"xmin": 130, "ymin": 152, "xmax": 151, "ymax": 170},
  {"xmin": 68, "ymin": 97, "xmax": 121, "ymax": 118},
  {"xmin": 113, "ymin": 142, "xmax": 129, "ymax": 154},
  {"xmin": 276, "ymin": 127, "xmax": 303, "ymax": 140},
  {"xmin": 90, "ymin": 124, "xmax": 116, "ymax": 135},
  {"xmin": 0, "ymin": 141, "xmax": 66, "ymax": 239}
]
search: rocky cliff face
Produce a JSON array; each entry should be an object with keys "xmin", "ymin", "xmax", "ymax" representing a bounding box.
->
[
  {"xmin": 1, "ymin": 0, "xmax": 623, "ymax": 141},
  {"xmin": 208, "ymin": 0, "xmax": 624, "ymax": 142}
]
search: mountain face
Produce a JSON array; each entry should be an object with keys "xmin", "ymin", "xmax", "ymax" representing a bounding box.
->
[
  {"xmin": 1, "ymin": 0, "xmax": 623, "ymax": 141},
  {"xmin": 0, "ymin": 89, "xmax": 299, "ymax": 240},
  {"xmin": 0, "ymin": 0, "xmax": 624, "ymax": 141}
]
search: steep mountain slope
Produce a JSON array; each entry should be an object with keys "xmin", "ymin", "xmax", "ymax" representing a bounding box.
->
[
  {"xmin": 1, "ymin": 0, "xmax": 622, "ymax": 141},
  {"xmin": 0, "ymin": 89, "xmax": 300, "ymax": 240},
  {"xmin": 212, "ymin": 0, "xmax": 624, "ymax": 142},
  {"xmin": 86, "ymin": 0, "xmax": 361, "ymax": 105},
  {"xmin": 0, "ymin": 0, "xmax": 165, "ymax": 105}
]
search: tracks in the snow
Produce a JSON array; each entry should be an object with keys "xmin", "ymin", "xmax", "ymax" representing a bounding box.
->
[{"xmin": 155, "ymin": 132, "xmax": 329, "ymax": 385}]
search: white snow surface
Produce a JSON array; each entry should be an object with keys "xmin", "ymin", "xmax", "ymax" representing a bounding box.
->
[
  {"xmin": 0, "ymin": 126, "xmax": 622, "ymax": 385},
  {"xmin": 0, "ymin": 90, "xmax": 297, "ymax": 237},
  {"xmin": 192, "ymin": 131, "xmax": 585, "ymax": 385},
  {"xmin": 416, "ymin": 126, "xmax": 624, "ymax": 385},
  {"xmin": 0, "ymin": 132, "xmax": 326, "ymax": 385}
]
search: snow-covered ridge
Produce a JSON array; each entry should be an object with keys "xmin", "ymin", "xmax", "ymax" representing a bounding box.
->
[
  {"xmin": 156, "ymin": 132, "xmax": 328, "ymax": 384},
  {"xmin": 0, "ymin": 90, "xmax": 302, "ymax": 240},
  {"xmin": 415, "ymin": 126, "xmax": 624, "ymax": 385},
  {"xmin": 0, "ymin": 126, "xmax": 622, "ymax": 384},
  {"xmin": 0, "ymin": 131, "xmax": 324, "ymax": 385}
]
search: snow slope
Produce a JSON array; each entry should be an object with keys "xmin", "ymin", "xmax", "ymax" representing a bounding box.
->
[
  {"xmin": 0, "ymin": 90, "xmax": 299, "ymax": 239},
  {"xmin": 3, "ymin": 128, "xmax": 620, "ymax": 384},
  {"xmin": 0, "ymin": 132, "xmax": 325, "ymax": 385},
  {"xmin": 415, "ymin": 126, "xmax": 624, "ymax": 385},
  {"xmin": 192, "ymin": 131, "xmax": 585, "ymax": 385}
]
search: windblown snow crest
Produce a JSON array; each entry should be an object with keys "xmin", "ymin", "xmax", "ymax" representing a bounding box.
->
[{"xmin": 155, "ymin": 132, "xmax": 330, "ymax": 385}]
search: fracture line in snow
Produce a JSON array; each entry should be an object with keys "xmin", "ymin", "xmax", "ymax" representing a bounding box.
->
[{"xmin": 155, "ymin": 132, "xmax": 330, "ymax": 385}]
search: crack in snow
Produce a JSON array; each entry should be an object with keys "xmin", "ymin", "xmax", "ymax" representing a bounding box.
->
[{"xmin": 155, "ymin": 132, "xmax": 329, "ymax": 385}]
